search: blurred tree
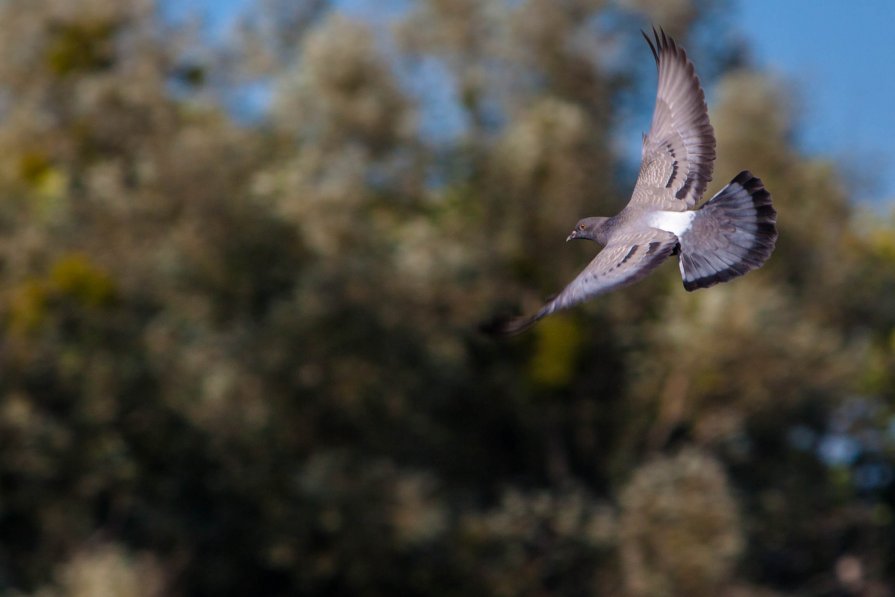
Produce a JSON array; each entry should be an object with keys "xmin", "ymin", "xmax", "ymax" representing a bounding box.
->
[
  {"xmin": 0, "ymin": 0, "xmax": 892, "ymax": 596},
  {"xmin": 619, "ymin": 449, "xmax": 742, "ymax": 597}
]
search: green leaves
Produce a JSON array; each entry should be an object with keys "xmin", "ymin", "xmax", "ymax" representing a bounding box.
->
[
  {"xmin": 7, "ymin": 253, "xmax": 117, "ymax": 334},
  {"xmin": 44, "ymin": 20, "xmax": 118, "ymax": 77},
  {"xmin": 0, "ymin": 1, "xmax": 892, "ymax": 595}
]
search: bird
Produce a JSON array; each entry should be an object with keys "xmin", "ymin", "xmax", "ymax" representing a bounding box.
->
[{"xmin": 484, "ymin": 28, "xmax": 778, "ymax": 336}]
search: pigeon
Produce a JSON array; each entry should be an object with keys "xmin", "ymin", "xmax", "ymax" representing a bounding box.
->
[{"xmin": 485, "ymin": 28, "xmax": 777, "ymax": 336}]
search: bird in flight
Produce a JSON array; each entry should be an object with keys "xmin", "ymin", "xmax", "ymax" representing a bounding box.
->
[{"xmin": 486, "ymin": 28, "xmax": 777, "ymax": 335}]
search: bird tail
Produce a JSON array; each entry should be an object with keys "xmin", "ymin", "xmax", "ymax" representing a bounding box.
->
[{"xmin": 677, "ymin": 171, "xmax": 777, "ymax": 291}]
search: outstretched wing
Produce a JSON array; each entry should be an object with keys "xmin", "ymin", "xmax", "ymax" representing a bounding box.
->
[
  {"xmin": 485, "ymin": 230, "xmax": 678, "ymax": 335},
  {"xmin": 630, "ymin": 28, "xmax": 715, "ymax": 211}
]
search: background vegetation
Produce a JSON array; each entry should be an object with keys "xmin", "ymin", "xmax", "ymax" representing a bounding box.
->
[{"xmin": 1, "ymin": 0, "xmax": 893, "ymax": 595}]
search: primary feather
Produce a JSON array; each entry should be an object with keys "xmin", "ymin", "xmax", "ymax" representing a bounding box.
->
[{"xmin": 485, "ymin": 28, "xmax": 776, "ymax": 336}]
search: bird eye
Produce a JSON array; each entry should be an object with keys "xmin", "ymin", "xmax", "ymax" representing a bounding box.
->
[{"xmin": 578, "ymin": 223, "xmax": 585, "ymax": 230}]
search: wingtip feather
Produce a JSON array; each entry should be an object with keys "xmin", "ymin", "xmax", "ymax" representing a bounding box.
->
[
  {"xmin": 479, "ymin": 312, "xmax": 540, "ymax": 337},
  {"xmin": 642, "ymin": 28, "xmax": 659, "ymax": 63}
]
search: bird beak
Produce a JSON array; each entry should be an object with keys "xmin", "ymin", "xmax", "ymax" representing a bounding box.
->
[{"xmin": 566, "ymin": 231, "xmax": 577, "ymax": 242}]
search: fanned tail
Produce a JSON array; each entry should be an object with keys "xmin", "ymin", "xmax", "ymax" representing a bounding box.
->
[{"xmin": 678, "ymin": 171, "xmax": 777, "ymax": 291}]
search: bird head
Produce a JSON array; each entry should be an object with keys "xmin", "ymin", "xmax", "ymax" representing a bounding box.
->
[{"xmin": 566, "ymin": 217, "xmax": 607, "ymax": 243}]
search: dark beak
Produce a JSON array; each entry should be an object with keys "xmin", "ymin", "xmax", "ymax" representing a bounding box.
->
[{"xmin": 566, "ymin": 231, "xmax": 577, "ymax": 242}]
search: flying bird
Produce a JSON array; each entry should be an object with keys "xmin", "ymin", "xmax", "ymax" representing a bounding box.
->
[{"xmin": 486, "ymin": 28, "xmax": 777, "ymax": 335}]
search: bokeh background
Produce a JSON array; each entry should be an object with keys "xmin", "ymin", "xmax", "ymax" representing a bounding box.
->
[{"xmin": 1, "ymin": 0, "xmax": 894, "ymax": 595}]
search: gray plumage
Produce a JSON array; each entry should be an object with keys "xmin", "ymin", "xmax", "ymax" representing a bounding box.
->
[
  {"xmin": 632, "ymin": 28, "xmax": 715, "ymax": 211},
  {"xmin": 485, "ymin": 28, "xmax": 778, "ymax": 336}
]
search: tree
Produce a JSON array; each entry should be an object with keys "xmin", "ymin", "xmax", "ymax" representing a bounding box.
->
[{"xmin": 0, "ymin": 0, "xmax": 893, "ymax": 595}]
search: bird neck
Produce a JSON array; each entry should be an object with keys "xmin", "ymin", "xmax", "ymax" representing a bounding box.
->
[{"xmin": 593, "ymin": 218, "xmax": 611, "ymax": 246}]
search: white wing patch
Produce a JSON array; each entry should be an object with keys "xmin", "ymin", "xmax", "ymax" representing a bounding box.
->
[{"xmin": 647, "ymin": 210, "xmax": 696, "ymax": 237}]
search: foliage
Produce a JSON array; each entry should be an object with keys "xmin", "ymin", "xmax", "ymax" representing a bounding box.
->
[{"xmin": 0, "ymin": 0, "xmax": 893, "ymax": 595}]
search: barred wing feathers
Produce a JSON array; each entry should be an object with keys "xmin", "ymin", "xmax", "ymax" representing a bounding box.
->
[
  {"xmin": 631, "ymin": 28, "xmax": 716, "ymax": 211},
  {"xmin": 484, "ymin": 230, "xmax": 678, "ymax": 335}
]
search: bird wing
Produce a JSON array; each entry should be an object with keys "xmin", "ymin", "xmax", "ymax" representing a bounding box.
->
[
  {"xmin": 486, "ymin": 229, "xmax": 678, "ymax": 335},
  {"xmin": 629, "ymin": 28, "xmax": 715, "ymax": 211}
]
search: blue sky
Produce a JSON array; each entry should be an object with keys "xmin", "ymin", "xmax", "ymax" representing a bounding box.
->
[
  {"xmin": 739, "ymin": 0, "xmax": 895, "ymax": 202},
  {"xmin": 167, "ymin": 0, "xmax": 895, "ymax": 202}
]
